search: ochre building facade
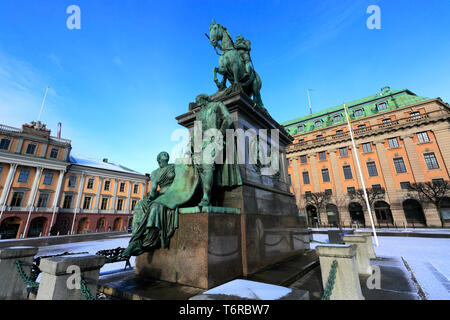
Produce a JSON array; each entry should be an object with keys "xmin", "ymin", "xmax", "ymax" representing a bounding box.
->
[
  {"xmin": 282, "ymin": 87, "xmax": 450, "ymax": 228},
  {"xmin": 0, "ymin": 121, "xmax": 150, "ymax": 239}
]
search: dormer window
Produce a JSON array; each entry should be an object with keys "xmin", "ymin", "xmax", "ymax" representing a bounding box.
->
[
  {"xmin": 333, "ymin": 114, "xmax": 342, "ymax": 122},
  {"xmin": 297, "ymin": 124, "xmax": 304, "ymax": 132},
  {"xmin": 314, "ymin": 120, "xmax": 322, "ymax": 127},
  {"xmin": 377, "ymin": 102, "xmax": 388, "ymax": 111},
  {"xmin": 354, "ymin": 109, "xmax": 364, "ymax": 117}
]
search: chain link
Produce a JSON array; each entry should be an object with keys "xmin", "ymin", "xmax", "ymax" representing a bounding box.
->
[
  {"xmin": 79, "ymin": 276, "xmax": 95, "ymax": 300},
  {"xmin": 321, "ymin": 260, "xmax": 338, "ymax": 300},
  {"xmin": 15, "ymin": 260, "xmax": 39, "ymax": 288}
]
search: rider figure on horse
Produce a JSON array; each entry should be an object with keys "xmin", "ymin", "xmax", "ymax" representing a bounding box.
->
[{"xmin": 235, "ymin": 34, "xmax": 252, "ymax": 76}]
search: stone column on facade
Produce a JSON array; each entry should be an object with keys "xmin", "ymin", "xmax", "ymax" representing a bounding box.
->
[
  {"xmin": 402, "ymin": 135, "xmax": 425, "ymax": 183},
  {"xmin": 349, "ymin": 146, "xmax": 363, "ymax": 188},
  {"xmin": 432, "ymin": 126, "xmax": 450, "ymax": 174},
  {"xmin": 111, "ymin": 179, "xmax": 118, "ymax": 213},
  {"xmin": 374, "ymin": 141, "xmax": 404, "ymax": 226},
  {"xmin": 49, "ymin": 169, "xmax": 66, "ymax": 235},
  {"xmin": 309, "ymin": 153, "xmax": 326, "ymax": 224},
  {"xmin": 290, "ymin": 157, "xmax": 302, "ymax": 205},
  {"xmin": 14, "ymin": 139, "xmax": 23, "ymax": 153},
  {"xmin": 0, "ymin": 163, "xmax": 18, "ymax": 217},
  {"xmin": 70, "ymin": 173, "xmax": 86, "ymax": 235},
  {"xmin": 329, "ymin": 149, "xmax": 351, "ymax": 226},
  {"xmin": 23, "ymin": 167, "xmax": 44, "ymax": 238},
  {"xmin": 40, "ymin": 143, "xmax": 48, "ymax": 157},
  {"xmin": 93, "ymin": 177, "xmax": 103, "ymax": 213},
  {"xmin": 126, "ymin": 180, "xmax": 132, "ymax": 213}
]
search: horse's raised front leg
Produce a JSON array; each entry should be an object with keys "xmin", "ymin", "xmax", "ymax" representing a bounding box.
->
[{"xmin": 213, "ymin": 67, "xmax": 227, "ymax": 91}]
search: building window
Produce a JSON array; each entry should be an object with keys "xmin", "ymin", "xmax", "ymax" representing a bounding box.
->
[
  {"xmin": 298, "ymin": 139, "xmax": 305, "ymax": 145},
  {"xmin": 336, "ymin": 129, "xmax": 344, "ymax": 136},
  {"xmin": 305, "ymin": 191, "xmax": 312, "ymax": 198},
  {"xmin": 26, "ymin": 143, "xmax": 36, "ymax": 155},
  {"xmin": 83, "ymin": 196, "xmax": 92, "ymax": 210},
  {"xmin": 324, "ymin": 189, "xmax": 333, "ymax": 196},
  {"xmin": 68, "ymin": 175, "xmax": 77, "ymax": 188},
  {"xmin": 357, "ymin": 124, "xmax": 366, "ymax": 130},
  {"xmin": 388, "ymin": 137, "xmax": 399, "ymax": 148},
  {"xmin": 297, "ymin": 124, "xmax": 304, "ymax": 132},
  {"xmin": 62, "ymin": 195, "xmax": 73, "ymax": 209},
  {"xmin": 104, "ymin": 180, "xmax": 111, "ymax": 191},
  {"xmin": 0, "ymin": 138, "xmax": 11, "ymax": 150},
  {"xmin": 362, "ymin": 143, "xmax": 372, "ymax": 153},
  {"xmin": 316, "ymin": 135, "xmax": 324, "ymax": 141},
  {"xmin": 333, "ymin": 114, "xmax": 342, "ymax": 122},
  {"xmin": 43, "ymin": 172, "xmax": 53, "ymax": 185},
  {"xmin": 424, "ymin": 153, "xmax": 439, "ymax": 169},
  {"xmin": 133, "ymin": 184, "xmax": 139, "ymax": 194},
  {"xmin": 302, "ymin": 171, "xmax": 310, "ymax": 185},
  {"xmin": 339, "ymin": 147, "xmax": 348, "ymax": 157},
  {"xmin": 410, "ymin": 112, "xmax": 421, "ymax": 120},
  {"xmin": 377, "ymin": 102, "xmax": 388, "ymax": 111},
  {"xmin": 382, "ymin": 118, "xmax": 392, "ymax": 124},
  {"xmin": 417, "ymin": 132, "xmax": 430, "ymax": 143},
  {"xmin": 100, "ymin": 198, "xmax": 108, "ymax": 210},
  {"xmin": 119, "ymin": 182, "xmax": 125, "ymax": 193},
  {"xmin": 372, "ymin": 184, "xmax": 382, "ymax": 192},
  {"xmin": 117, "ymin": 199, "xmax": 124, "ymax": 211},
  {"xmin": 315, "ymin": 120, "xmax": 322, "ymax": 127},
  {"xmin": 432, "ymin": 178, "xmax": 444, "ymax": 186},
  {"xmin": 354, "ymin": 109, "xmax": 364, "ymax": 117},
  {"xmin": 37, "ymin": 193, "xmax": 49, "ymax": 208},
  {"xmin": 10, "ymin": 192, "xmax": 24, "ymax": 207},
  {"xmin": 366, "ymin": 161, "xmax": 378, "ymax": 177},
  {"xmin": 400, "ymin": 182, "xmax": 411, "ymax": 190},
  {"xmin": 87, "ymin": 178, "xmax": 94, "ymax": 189},
  {"xmin": 322, "ymin": 168, "xmax": 330, "ymax": 182},
  {"xmin": 393, "ymin": 157, "xmax": 407, "ymax": 173},
  {"xmin": 319, "ymin": 151, "xmax": 326, "ymax": 161},
  {"xmin": 49, "ymin": 148, "xmax": 59, "ymax": 159},
  {"xmin": 299, "ymin": 155, "xmax": 307, "ymax": 164},
  {"xmin": 131, "ymin": 199, "xmax": 138, "ymax": 211},
  {"xmin": 18, "ymin": 169, "xmax": 30, "ymax": 183},
  {"xmin": 347, "ymin": 187, "xmax": 356, "ymax": 194},
  {"xmin": 343, "ymin": 165, "xmax": 353, "ymax": 180}
]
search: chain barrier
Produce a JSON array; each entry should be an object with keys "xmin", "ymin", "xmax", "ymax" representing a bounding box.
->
[
  {"xmin": 79, "ymin": 276, "xmax": 95, "ymax": 300},
  {"xmin": 15, "ymin": 260, "xmax": 40, "ymax": 288},
  {"xmin": 321, "ymin": 260, "xmax": 338, "ymax": 300}
]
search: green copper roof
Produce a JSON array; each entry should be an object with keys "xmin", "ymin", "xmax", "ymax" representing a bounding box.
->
[{"xmin": 281, "ymin": 87, "xmax": 430, "ymax": 135}]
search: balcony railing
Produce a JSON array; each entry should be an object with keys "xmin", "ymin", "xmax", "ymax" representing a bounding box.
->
[
  {"xmin": 0, "ymin": 124, "xmax": 21, "ymax": 133},
  {"xmin": 286, "ymin": 110, "xmax": 443, "ymax": 153}
]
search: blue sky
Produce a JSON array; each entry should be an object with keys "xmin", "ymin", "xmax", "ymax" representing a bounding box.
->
[{"xmin": 0, "ymin": 0, "xmax": 449, "ymax": 174}]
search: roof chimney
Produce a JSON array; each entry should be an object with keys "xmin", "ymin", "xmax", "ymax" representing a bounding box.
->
[
  {"xmin": 381, "ymin": 86, "xmax": 391, "ymax": 94},
  {"xmin": 57, "ymin": 122, "xmax": 62, "ymax": 138}
]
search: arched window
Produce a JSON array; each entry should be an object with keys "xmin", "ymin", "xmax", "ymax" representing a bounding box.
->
[{"xmin": 403, "ymin": 199, "xmax": 426, "ymax": 226}]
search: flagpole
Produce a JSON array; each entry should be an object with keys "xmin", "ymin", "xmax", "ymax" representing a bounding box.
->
[{"xmin": 343, "ymin": 103, "xmax": 379, "ymax": 246}]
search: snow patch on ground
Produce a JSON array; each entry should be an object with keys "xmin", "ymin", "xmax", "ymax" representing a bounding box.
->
[{"xmin": 204, "ymin": 279, "xmax": 292, "ymax": 300}]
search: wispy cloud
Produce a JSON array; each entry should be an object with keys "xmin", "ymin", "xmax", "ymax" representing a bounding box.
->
[
  {"xmin": 112, "ymin": 56, "xmax": 123, "ymax": 65},
  {"xmin": 282, "ymin": 1, "xmax": 362, "ymax": 60}
]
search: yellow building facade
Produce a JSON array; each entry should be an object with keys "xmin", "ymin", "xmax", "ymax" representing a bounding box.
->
[{"xmin": 0, "ymin": 121, "xmax": 149, "ymax": 238}]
